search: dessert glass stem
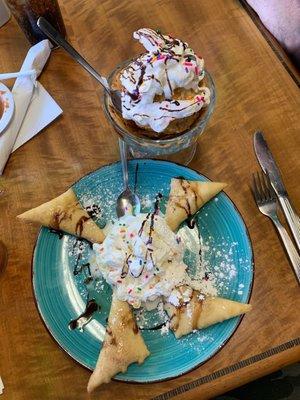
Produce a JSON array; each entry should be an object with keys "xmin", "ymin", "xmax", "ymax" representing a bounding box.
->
[{"xmin": 119, "ymin": 139, "xmax": 129, "ymax": 189}]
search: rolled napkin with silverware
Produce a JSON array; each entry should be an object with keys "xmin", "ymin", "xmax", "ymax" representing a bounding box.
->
[
  {"xmin": 253, "ymin": 132, "xmax": 300, "ymax": 284},
  {"xmin": 0, "ymin": 39, "xmax": 62, "ymax": 174}
]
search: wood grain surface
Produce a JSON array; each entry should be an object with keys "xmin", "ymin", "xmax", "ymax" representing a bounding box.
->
[{"xmin": 0, "ymin": 1, "xmax": 299, "ymax": 399}]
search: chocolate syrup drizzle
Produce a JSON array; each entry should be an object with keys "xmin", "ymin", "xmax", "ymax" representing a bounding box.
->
[
  {"xmin": 75, "ymin": 216, "xmax": 90, "ymax": 237},
  {"xmin": 138, "ymin": 213, "xmax": 150, "ymax": 237},
  {"xmin": 145, "ymin": 193, "xmax": 163, "ymax": 245},
  {"xmin": 174, "ymin": 177, "xmax": 198, "ymax": 230},
  {"xmin": 72, "ymin": 239, "xmax": 92, "ymax": 276},
  {"xmin": 69, "ymin": 238, "xmax": 100, "ymax": 331},
  {"xmin": 187, "ymin": 216, "xmax": 196, "ymax": 229},
  {"xmin": 120, "ymin": 254, "xmax": 131, "ymax": 278},
  {"xmin": 50, "ymin": 229, "xmax": 64, "ymax": 239},
  {"xmin": 121, "ymin": 28, "xmax": 201, "ymax": 122},
  {"xmin": 73, "ymin": 262, "xmax": 91, "ymax": 277},
  {"xmin": 139, "ymin": 322, "xmax": 166, "ymax": 331},
  {"xmin": 68, "ymin": 299, "xmax": 99, "ymax": 331},
  {"xmin": 85, "ymin": 204, "xmax": 102, "ymax": 219},
  {"xmin": 159, "ymin": 99, "xmax": 200, "ymax": 113}
]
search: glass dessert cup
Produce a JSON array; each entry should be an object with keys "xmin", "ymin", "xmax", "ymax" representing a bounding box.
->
[{"xmin": 103, "ymin": 61, "xmax": 216, "ymax": 165}]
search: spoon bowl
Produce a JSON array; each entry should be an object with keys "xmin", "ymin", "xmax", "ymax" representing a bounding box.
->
[{"xmin": 116, "ymin": 187, "xmax": 141, "ymax": 218}]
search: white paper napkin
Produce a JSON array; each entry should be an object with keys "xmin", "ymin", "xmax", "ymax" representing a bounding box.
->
[
  {"xmin": 0, "ymin": 39, "xmax": 62, "ymax": 174},
  {"xmin": 13, "ymin": 81, "xmax": 62, "ymax": 151},
  {"xmin": 0, "ymin": 376, "xmax": 3, "ymax": 394}
]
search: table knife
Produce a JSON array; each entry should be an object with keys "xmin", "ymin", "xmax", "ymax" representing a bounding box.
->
[{"xmin": 254, "ymin": 131, "xmax": 300, "ymax": 252}]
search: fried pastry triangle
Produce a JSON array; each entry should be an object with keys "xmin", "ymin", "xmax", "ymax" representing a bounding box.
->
[
  {"xmin": 18, "ymin": 188, "xmax": 104, "ymax": 243},
  {"xmin": 87, "ymin": 294, "xmax": 150, "ymax": 392},
  {"xmin": 164, "ymin": 286, "xmax": 251, "ymax": 338},
  {"xmin": 165, "ymin": 178, "xmax": 227, "ymax": 231}
]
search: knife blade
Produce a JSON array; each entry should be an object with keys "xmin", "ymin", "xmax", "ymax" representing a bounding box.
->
[
  {"xmin": 254, "ymin": 131, "xmax": 287, "ymax": 195},
  {"xmin": 254, "ymin": 131, "xmax": 300, "ymax": 252}
]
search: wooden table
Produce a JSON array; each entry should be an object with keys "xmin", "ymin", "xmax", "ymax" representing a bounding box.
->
[{"xmin": 0, "ymin": 1, "xmax": 299, "ymax": 399}]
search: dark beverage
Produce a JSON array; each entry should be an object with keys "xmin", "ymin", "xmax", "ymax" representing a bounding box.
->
[{"xmin": 6, "ymin": 0, "xmax": 66, "ymax": 45}]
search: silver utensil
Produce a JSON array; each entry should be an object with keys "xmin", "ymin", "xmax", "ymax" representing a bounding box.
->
[
  {"xmin": 37, "ymin": 17, "xmax": 122, "ymax": 113},
  {"xmin": 0, "ymin": 240, "xmax": 7, "ymax": 277},
  {"xmin": 254, "ymin": 131, "xmax": 300, "ymax": 252},
  {"xmin": 252, "ymin": 171, "xmax": 300, "ymax": 283},
  {"xmin": 116, "ymin": 139, "xmax": 140, "ymax": 218}
]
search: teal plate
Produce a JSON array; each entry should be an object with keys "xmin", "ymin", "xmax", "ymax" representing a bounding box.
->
[{"xmin": 32, "ymin": 160, "xmax": 254, "ymax": 383}]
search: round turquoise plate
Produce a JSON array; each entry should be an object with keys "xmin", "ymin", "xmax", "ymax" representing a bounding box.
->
[{"xmin": 33, "ymin": 160, "xmax": 253, "ymax": 383}]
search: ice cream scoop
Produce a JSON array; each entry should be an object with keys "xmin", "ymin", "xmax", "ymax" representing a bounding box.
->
[
  {"xmin": 91, "ymin": 213, "xmax": 187, "ymax": 308},
  {"xmin": 120, "ymin": 28, "xmax": 210, "ymax": 133}
]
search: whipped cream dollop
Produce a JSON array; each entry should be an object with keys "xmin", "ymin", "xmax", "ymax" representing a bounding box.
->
[
  {"xmin": 91, "ymin": 213, "xmax": 187, "ymax": 308},
  {"xmin": 120, "ymin": 28, "xmax": 210, "ymax": 133}
]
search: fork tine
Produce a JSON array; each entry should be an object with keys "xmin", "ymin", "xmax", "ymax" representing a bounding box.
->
[
  {"xmin": 265, "ymin": 171, "xmax": 276, "ymax": 200},
  {"xmin": 260, "ymin": 171, "xmax": 270, "ymax": 200},
  {"xmin": 252, "ymin": 173, "xmax": 261, "ymax": 204}
]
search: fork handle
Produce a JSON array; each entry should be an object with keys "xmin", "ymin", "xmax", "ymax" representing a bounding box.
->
[{"xmin": 272, "ymin": 217, "xmax": 300, "ymax": 284}]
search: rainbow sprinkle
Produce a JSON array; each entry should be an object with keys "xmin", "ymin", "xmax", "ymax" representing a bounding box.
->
[
  {"xmin": 196, "ymin": 95, "xmax": 205, "ymax": 103},
  {"xmin": 156, "ymin": 54, "xmax": 166, "ymax": 61}
]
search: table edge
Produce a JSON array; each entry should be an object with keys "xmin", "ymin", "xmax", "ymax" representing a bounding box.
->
[
  {"xmin": 152, "ymin": 337, "xmax": 300, "ymax": 400},
  {"xmin": 239, "ymin": 0, "xmax": 300, "ymax": 87}
]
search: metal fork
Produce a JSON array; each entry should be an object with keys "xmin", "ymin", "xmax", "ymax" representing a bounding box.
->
[{"xmin": 252, "ymin": 171, "xmax": 300, "ymax": 284}]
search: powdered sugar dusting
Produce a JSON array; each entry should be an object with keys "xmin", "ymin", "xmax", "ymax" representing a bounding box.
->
[
  {"xmin": 160, "ymin": 321, "xmax": 170, "ymax": 335},
  {"xmin": 140, "ymin": 195, "xmax": 153, "ymax": 209},
  {"xmin": 65, "ymin": 169, "xmax": 252, "ymax": 354}
]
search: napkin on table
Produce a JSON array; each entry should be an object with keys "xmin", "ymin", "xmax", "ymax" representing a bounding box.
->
[{"xmin": 0, "ymin": 40, "xmax": 62, "ymax": 174}]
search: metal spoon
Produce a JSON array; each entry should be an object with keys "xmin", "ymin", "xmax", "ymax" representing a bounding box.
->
[
  {"xmin": 37, "ymin": 17, "xmax": 122, "ymax": 113},
  {"xmin": 0, "ymin": 240, "xmax": 8, "ymax": 277},
  {"xmin": 116, "ymin": 139, "xmax": 140, "ymax": 218}
]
